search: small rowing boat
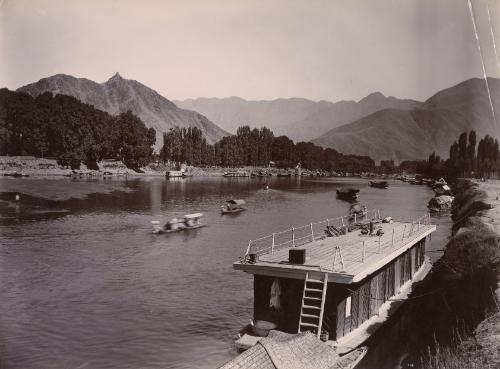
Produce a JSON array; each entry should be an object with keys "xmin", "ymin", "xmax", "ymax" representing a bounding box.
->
[
  {"xmin": 221, "ymin": 199, "xmax": 246, "ymax": 214},
  {"xmin": 336, "ymin": 188, "xmax": 360, "ymax": 201}
]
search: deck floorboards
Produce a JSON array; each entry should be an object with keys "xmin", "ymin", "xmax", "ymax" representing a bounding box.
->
[{"xmin": 257, "ymin": 222, "xmax": 434, "ymax": 277}]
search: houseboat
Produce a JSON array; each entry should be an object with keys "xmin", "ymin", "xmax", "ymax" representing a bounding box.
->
[
  {"xmin": 233, "ymin": 211, "xmax": 435, "ymax": 354},
  {"xmin": 223, "ymin": 171, "xmax": 249, "ymax": 177}
]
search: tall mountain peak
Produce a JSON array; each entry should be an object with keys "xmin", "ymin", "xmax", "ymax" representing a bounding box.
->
[
  {"xmin": 107, "ymin": 72, "xmax": 124, "ymax": 83},
  {"xmin": 359, "ymin": 91, "xmax": 386, "ymax": 103},
  {"xmin": 18, "ymin": 74, "xmax": 229, "ymax": 149}
]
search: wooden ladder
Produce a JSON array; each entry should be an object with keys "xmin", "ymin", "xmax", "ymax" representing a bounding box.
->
[{"xmin": 298, "ymin": 272, "xmax": 328, "ymax": 338}]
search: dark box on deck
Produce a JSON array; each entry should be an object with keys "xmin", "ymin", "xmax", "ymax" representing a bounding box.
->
[{"xmin": 289, "ymin": 248, "xmax": 306, "ymax": 264}]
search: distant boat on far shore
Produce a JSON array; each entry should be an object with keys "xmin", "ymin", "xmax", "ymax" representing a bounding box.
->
[
  {"xmin": 369, "ymin": 180, "xmax": 389, "ymax": 189},
  {"xmin": 223, "ymin": 171, "xmax": 249, "ymax": 177}
]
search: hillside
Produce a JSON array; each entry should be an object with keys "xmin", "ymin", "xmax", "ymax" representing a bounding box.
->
[
  {"xmin": 312, "ymin": 78, "xmax": 500, "ymax": 162},
  {"xmin": 18, "ymin": 73, "xmax": 229, "ymax": 150},
  {"xmin": 175, "ymin": 93, "xmax": 421, "ymax": 142}
]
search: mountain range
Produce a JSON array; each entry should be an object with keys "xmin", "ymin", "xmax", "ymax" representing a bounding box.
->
[
  {"xmin": 18, "ymin": 73, "xmax": 229, "ymax": 150},
  {"xmin": 312, "ymin": 78, "xmax": 500, "ymax": 162},
  {"xmin": 175, "ymin": 93, "xmax": 421, "ymax": 142},
  {"xmin": 17, "ymin": 73, "xmax": 500, "ymax": 163}
]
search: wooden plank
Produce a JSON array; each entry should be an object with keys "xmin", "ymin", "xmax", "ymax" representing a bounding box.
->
[
  {"xmin": 370, "ymin": 276, "xmax": 378, "ymax": 316},
  {"xmin": 395, "ymin": 257, "xmax": 401, "ymax": 294},
  {"xmin": 351, "ymin": 290, "xmax": 359, "ymax": 329},
  {"xmin": 336, "ymin": 299, "xmax": 346, "ymax": 339}
]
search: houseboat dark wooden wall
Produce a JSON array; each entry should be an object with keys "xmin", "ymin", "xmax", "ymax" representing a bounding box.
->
[{"xmin": 251, "ymin": 237, "xmax": 428, "ymax": 341}]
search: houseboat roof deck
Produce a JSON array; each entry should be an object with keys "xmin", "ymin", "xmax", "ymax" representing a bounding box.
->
[{"xmin": 234, "ymin": 213, "xmax": 435, "ymax": 284}]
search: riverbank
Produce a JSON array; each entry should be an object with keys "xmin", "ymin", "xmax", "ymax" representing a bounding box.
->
[
  {"xmin": 0, "ymin": 156, "xmax": 257, "ymax": 177},
  {"xmin": 424, "ymin": 179, "xmax": 499, "ymax": 369},
  {"xmin": 0, "ymin": 156, "xmax": 163, "ymax": 177},
  {"xmin": 0, "ymin": 156, "xmax": 339, "ymax": 178}
]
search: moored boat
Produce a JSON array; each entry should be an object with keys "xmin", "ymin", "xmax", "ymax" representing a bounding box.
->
[
  {"xmin": 433, "ymin": 183, "xmax": 452, "ymax": 196},
  {"xmin": 232, "ymin": 211, "xmax": 435, "ymax": 354},
  {"xmin": 221, "ymin": 199, "xmax": 246, "ymax": 214},
  {"xmin": 369, "ymin": 180, "xmax": 389, "ymax": 189},
  {"xmin": 166, "ymin": 170, "xmax": 184, "ymax": 178},
  {"xmin": 4, "ymin": 171, "xmax": 29, "ymax": 177},
  {"xmin": 251, "ymin": 170, "xmax": 271, "ymax": 177},
  {"xmin": 151, "ymin": 213, "xmax": 206, "ymax": 234},
  {"xmin": 427, "ymin": 195, "xmax": 454, "ymax": 212},
  {"xmin": 222, "ymin": 330, "xmax": 367, "ymax": 369},
  {"xmin": 348, "ymin": 204, "xmax": 367, "ymax": 222},
  {"xmin": 276, "ymin": 172, "xmax": 292, "ymax": 177}
]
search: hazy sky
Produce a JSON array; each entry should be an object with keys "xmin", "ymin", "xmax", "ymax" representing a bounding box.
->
[{"xmin": 1, "ymin": 0, "xmax": 499, "ymax": 102}]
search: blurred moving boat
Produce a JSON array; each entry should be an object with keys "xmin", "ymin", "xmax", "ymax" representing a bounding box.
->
[
  {"xmin": 221, "ymin": 199, "xmax": 246, "ymax": 214},
  {"xmin": 369, "ymin": 180, "xmax": 389, "ymax": 189},
  {"xmin": 151, "ymin": 213, "xmax": 206, "ymax": 234}
]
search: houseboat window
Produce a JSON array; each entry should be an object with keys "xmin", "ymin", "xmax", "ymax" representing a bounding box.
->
[{"xmin": 345, "ymin": 296, "xmax": 352, "ymax": 317}]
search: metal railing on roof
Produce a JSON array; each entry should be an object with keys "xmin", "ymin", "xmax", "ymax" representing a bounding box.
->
[
  {"xmin": 243, "ymin": 212, "xmax": 433, "ymax": 273},
  {"xmin": 331, "ymin": 213, "xmax": 432, "ymax": 272},
  {"xmin": 244, "ymin": 209, "xmax": 382, "ymax": 257}
]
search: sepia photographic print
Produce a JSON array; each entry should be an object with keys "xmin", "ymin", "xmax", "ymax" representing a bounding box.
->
[{"xmin": 0, "ymin": 1, "xmax": 499, "ymax": 368}]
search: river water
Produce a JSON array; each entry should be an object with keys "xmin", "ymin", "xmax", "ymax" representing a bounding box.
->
[{"xmin": 0, "ymin": 176, "xmax": 452, "ymax": 369}]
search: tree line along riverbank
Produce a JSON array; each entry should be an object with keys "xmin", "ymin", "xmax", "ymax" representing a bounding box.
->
[
  {"xmin": 3, "ymin": 89, "xmax": 500, "ymax": 179},
  {"xmin": 0, "ymin": 89, "xmax": 375, "ymax": 174}
]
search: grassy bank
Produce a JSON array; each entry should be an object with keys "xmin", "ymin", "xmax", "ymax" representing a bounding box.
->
[{"xmin": 421, "ymin": 179, "xmax": 500, "ymax": 369}]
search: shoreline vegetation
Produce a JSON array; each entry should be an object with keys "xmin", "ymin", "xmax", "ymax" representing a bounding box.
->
[
  {"xmin": 421, "ymin": 179, "xmax": 499, "ymax": 369},
  {"xmin": 0, "ymin": 89, "xmax": 377, "ymax": 176}
]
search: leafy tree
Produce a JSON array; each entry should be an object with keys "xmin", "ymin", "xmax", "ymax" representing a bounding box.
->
[{"xmin": 0, "ymin": 89, "xmax": 155, "ymax": 169}]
